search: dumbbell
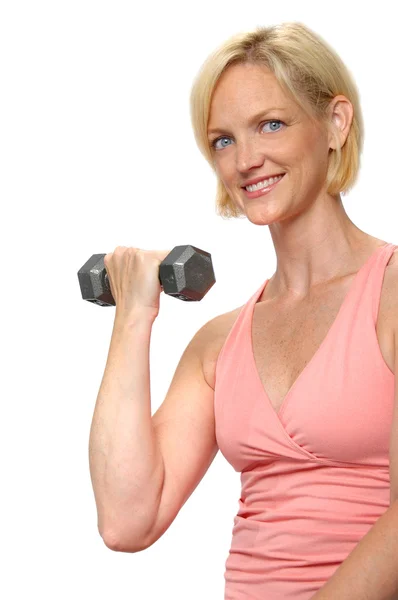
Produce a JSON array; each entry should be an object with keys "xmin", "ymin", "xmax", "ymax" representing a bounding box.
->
[{"xmin": 77, "ymin": 244, "xmax": 216, "ymax": 306}]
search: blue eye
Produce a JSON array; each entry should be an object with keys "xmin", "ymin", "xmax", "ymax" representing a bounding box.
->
[{"xmin": 210, "ymin": 119, "xmax": 284, "ymax": 151}]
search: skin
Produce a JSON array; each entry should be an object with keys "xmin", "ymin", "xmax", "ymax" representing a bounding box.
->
[{"xmin": 207, "ymin": 62, "xmax": 385, "ymax": 304}]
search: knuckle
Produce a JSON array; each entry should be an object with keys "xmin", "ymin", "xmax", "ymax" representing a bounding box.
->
[{"xmin": 133, "ymin": 248, "xmax": 144, "ymax": 259}]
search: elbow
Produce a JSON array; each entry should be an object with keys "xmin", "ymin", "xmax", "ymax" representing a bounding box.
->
[{"xmin": 101, "ymin": 528, "xmax": 152, "ymax": 553}]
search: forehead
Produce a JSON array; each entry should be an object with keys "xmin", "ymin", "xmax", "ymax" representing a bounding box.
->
[{"xmin": 208, "ymin": 63, "xmax": 292, "ymax": 119}]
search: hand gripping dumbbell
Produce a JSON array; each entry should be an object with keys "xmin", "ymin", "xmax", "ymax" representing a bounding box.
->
[{"xmin": 77, "ymin": 244, "xmax": 216, "ymax": 306}]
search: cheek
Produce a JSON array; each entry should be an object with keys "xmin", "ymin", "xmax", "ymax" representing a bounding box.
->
[
  {"xmin": 287, "ymin": 138, "xmax": 328, "ymax": 177},
  {"xmin": 217, "ymin": 164, "xmax": 236, "ymax": 187}
]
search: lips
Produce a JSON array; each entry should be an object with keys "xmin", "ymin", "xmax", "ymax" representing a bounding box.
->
[
  {"xmin": 243, "ymin": 173, "xmax": 285, "ymax": 198},
  {"xmin": 242, "ymin": 173, "xmax": 285, "ymax": 189}
]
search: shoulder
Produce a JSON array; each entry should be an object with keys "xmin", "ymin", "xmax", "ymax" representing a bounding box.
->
[
  {"xmin": 197, "ymin": 305, "xmax": 244, "ymax": 390},
  {"xmin": 198, "ymin": 305, "xmax": 244, "ymax": 353},
  {"xmin": 381, "ymin": 248, "xmax": 398, "ymax": 339},
  {"xmin": 384, "ymin": 248, "xmax": 398, "ymax": 294},
  {"xmin": 388, "ymin": 247, "xmax": 398, "ymax": 268}
]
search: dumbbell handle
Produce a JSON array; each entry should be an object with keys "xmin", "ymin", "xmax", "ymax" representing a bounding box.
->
[
  {"xmin": 78, "ymin": 245, "xmax": 215, "ymax": 306},
  {"xmin": 103, "ymin": 265, "xmax": 163, "ymax": 289},
  {"xmin": 84, "ymin": 254, "xmax": 162, "ymax": 307},
  {"xmin": 102, "ymin": 262, "xmax": 165, "ymax": 295}
]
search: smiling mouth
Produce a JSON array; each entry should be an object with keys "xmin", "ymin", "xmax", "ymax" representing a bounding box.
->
[{"xmin": 241, "ymin": 173, "xmax": 286, "ymax": 197}]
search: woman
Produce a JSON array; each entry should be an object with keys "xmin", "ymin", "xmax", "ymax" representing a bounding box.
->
[
  {"xmin": 189, "ymin": 20, "xmax": 398, "ymax": 598},
  {"xmin": 90, "ymin": 20, "xmax": 398, "ymax": 600}
]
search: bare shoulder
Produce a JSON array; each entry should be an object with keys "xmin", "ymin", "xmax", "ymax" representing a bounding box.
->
[
  {"xmin": 380, "ymin": 248, "xmax": 398, "ymax": 336},
  {"xmin": 387, "ymin": 248, "xmax": 398, "ymax": 269},
  {"xmin": 383, "ymin": 247, "xmax": 398, "ymax": 298},
  {"xmin": 196, "ymin": 305, "xmax": 244, "ymax": 391}
]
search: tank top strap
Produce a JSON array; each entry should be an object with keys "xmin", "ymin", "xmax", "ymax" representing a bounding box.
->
[{"xmin": 369, "ymin": 242, "xmax": 398, "ymax": 323}]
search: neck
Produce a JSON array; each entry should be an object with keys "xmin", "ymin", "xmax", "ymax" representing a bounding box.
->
[{"xmin": 267, "ymin": 194, "xmax": 384, "ymax": 299}]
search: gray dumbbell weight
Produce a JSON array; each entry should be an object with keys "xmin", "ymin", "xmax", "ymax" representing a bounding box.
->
[{"xmin": 77, "ymin": 244, "xmax": 216, "ymax": 306}]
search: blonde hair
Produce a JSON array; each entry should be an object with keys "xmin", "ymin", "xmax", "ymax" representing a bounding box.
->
[{"xmin": 189, "ymin": 21, "xmax": 363, "ymax": 219}]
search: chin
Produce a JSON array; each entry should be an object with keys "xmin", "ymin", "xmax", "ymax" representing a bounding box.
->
[{"xmin": 245, "ymin": 211, "xmax": 278, "ymax": 226}]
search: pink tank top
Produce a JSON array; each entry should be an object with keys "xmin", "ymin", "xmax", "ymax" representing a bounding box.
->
[{"xmin": 214, "ymin": 241, "xmax": 397, "ymax": 600}]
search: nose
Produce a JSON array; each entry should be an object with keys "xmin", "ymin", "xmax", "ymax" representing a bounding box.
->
[{"xmin": 235, "ymin": 138, "xmax": 264, "ymax": 173}]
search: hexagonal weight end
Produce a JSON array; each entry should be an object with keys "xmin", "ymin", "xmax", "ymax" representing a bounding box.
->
[
  {"xmin": 77, "ymin": 254, "xmax": 115, "ymax": 306},
  {"xmin": 159, "ymin": 245, "xmax": 216, "ymax": 301}
]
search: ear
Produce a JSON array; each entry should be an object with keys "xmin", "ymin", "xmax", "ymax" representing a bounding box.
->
[{"xmin": 327, "ymin": 95, "xmax": 354, "ymax": 151}]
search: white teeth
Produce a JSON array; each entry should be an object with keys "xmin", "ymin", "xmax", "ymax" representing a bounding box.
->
[{"xmin": 246, "ymin": 174, "xmax": 283, "ymax": 192}]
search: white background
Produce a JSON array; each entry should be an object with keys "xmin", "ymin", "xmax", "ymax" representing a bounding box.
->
[{"xmin": 1, "ymin": 1, "xmax": 396, "ymax": 598}]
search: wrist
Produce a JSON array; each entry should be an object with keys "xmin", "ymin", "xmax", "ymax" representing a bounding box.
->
[{"xmin": 114, "ymin": 309, "xmax": 157, "ymax": 329}]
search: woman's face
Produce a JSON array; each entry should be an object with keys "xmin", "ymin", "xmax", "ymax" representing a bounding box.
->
[{"xmin": 207, "ymin": 63, "xmax": 335, "ymax": 224}]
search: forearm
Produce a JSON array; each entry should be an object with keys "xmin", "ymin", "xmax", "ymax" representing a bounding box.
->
[
  {"xmin": 311, "ymin": 501, "xmax": 398, "ymax": 600},
  {"xmin": 89, "ymin": 313, "xmax": 165, "ymax": 546}
]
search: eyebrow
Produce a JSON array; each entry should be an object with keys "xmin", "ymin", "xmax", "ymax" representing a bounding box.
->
[{"xmin": 207, "ymin": 107, "xmax": 288, "ymax": 136}]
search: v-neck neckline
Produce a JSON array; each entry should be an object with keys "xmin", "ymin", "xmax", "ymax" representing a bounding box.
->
[{"xmin": 248, "ymin": 242, "xmax": 391, "ymax": 419}]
